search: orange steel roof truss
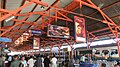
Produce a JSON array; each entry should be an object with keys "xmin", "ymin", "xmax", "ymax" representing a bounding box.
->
[{"xmin": 0, "ymin": 0, "xmax": 119, "ymax": 53}]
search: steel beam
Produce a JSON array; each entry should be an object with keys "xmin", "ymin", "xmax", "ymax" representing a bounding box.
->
[
  {"xmin": 30, "ymin": 0, "xmax": 48, "ymax": 7},
  {"xmin": 0, "ymin": 22, "xmax": 22, "ymax": 37},
  {"xmin": 14, "ymin": 13, "xmax": 73, "ymax": 22},
  {"xmin": 0, "ymin": 2, "xmax": 33, "ymax": 22},
  {"xmin": 88, "ymin": 1, "xmax": 120, "ymax": 17},
  {"xmin": 0, "ymin": 28, "xmax": 6, "ymax": 31},
  {"xmin": 0, "ymin": 9, "xmax": 11, "ymax": 13},
  {"xmin": 88, "ymin": 15, "xmax": 120, "ymax": 28},
  {"xmin": 74, "ymin": 0, "xmax": 118, "ymax": 26},
  {"xmin": 12, "ymin": 0, "xmax": 26, "ymax": 25}
]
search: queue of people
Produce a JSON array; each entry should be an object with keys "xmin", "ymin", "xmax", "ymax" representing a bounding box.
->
[{"xmin": 0, "ymin": 54, "xmax": 58, "ymax": 67}]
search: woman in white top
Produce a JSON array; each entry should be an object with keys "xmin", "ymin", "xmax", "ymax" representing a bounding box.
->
[
  {"xmin": 51, "ymin": 55, "xmax": 57, "ymax": 67},
  {"xmin": 28, "ymin": 56, "xmax": 34, "ymax": 67}
]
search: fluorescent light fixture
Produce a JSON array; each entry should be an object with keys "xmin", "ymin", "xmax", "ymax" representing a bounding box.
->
[
  {"xmin": 98, "ymin": 3, "xmax": 104, "ymax": 8},
  {"xmin": 5, "ymin": 16, "xmax": 15, "ymax": 22}
]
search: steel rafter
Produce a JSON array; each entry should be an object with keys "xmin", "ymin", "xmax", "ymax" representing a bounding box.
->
[
  {"xmin": 12, "ymin": 0, "xmax": 26, "ymax": 25},
  {"xmin": 14, "ymin": 11, "xmax": 73, "ymax": 22},
  {"xmin": 6, "ymin": 0, "xmax": 59, "ymax": 48},
  {"xmin": 88, "ymin": 0, "xmax": 120, "ymax": 17},
  {"xmin": 88, "ymin": 14, "xmax": 120, "ymax": 27},
  {"xmin": 0, "ymin": 0, "xmax": 48, "ymax": 37},
  {"xmin": 0, "ymin": 0, "xmax": 48, "ymax": 46},
  {"xmin": 74, "ymin": 0, "xmax": 120, "ymax": 59},
  {"xmin": 0, "ymin": 2, "xmax": 33, "ymax": 22}
]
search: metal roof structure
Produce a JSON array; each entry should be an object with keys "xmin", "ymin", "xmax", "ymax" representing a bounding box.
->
[{"xmin": 0, "ymin": 0, "xmax": 120, "ymax": 51}]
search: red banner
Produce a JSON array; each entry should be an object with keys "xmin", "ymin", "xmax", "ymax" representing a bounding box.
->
[
  {"xmin": 74, "ymin": 16, "xmax": 86, "ymax": 42},
  {"xmin": 33, "ymin": 37, "xmax": 40, "ymax": 49}
]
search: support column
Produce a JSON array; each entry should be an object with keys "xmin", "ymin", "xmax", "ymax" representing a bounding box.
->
[
  {"xmin": 70, "ymin": 42, "xmax": 73, "ymax": 59},
  {"xmin": 43, "ymin": 44, "xmax": 46, "ymax": 55},
  {"xmin": 117, "ymin": 40, "xmax": 120, "ymax": 59},
  {"xmin": 115, "ymin": 28, "xmax": 120, "ymax": 59},
  {"xmin": 50, "ymin": 43, "xmax": 53, "ymax": 57},
  {"xmin": 57, "ymin": 42, "xmax": 61, "ymax": 60},
  {"xmin": 58, "ymin": 46, "xmax": 60, "ymax": 59},
  {"xmin": 65, "ymin": 39, "xmax": 74, "ymax": 59},
  {"xmin": 0, "ymin": 0, "xmax": 1, "ymax": 55}
]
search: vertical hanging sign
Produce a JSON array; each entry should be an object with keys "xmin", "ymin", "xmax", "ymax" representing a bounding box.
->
[
  {"xmin": 74, "ymin": 16, "xmax": 86, "ymax": 42},
  {"xmin": 33, "ymin": 37, "xmax": 40, "ymax": 49}
]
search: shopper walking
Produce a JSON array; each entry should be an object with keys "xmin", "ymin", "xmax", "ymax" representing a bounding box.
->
[
  {"xmin": 51, "ymin": 55, "xmax": 57, "ymax": 67},
  {"xmin": 41, "ymin": 55, "xmax": 44, "ymax": 67},
  {"xmin": 28, "ymin": 56, "xmax": 34, "ymax": 67}
]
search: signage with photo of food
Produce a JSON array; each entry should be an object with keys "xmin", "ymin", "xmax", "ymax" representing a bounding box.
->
[{"xmin": 47, "ymin": 25, "xmax": 70, "ymax": 38}]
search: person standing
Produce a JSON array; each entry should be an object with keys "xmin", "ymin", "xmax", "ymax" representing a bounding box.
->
[
  {"xmin": 27, "ymin": 56, "xmax": 34, "ymax": 67},
  {"xmin": 51, "ymin": 55, "xmax": 57, "ymax": 67},
  {"xmin": 68, "ymin": 58, "xmax": 75, "ymax": 67},
  {"xmin": 44, "ymin": 55, "xmax": 50, "ymax": 67},
  {"xmin": 0, "ymin": 55, "xmax": 4, "ymax": 67},
  {"xmin": 8, "ymin": 55, "xmax": 12, "ymax": 67},
  {"xmin": 41, "ymin": 55, "xmax": 44, "ymax": 67},
  {"xmin": 10, "ymin": 55, "xmax": 21, "ymax": 67},
  {"xmin": 80, "ymin": 54, "xmax": 86, "ymax": 62},
  {"xmin": 21, "ymin": 56, "xmax": 27, "ymax": 67},
  {"xmin": 34, "ymin": 55, "xmax": 42, "ymax": 67}
]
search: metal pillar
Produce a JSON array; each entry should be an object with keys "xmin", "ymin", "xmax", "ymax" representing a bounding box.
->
[{"xmin": 57, "ymin": 43, "xmax": 61, "ymax": 60}]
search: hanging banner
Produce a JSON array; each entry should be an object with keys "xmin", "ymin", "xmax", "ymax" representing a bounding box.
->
[
  {"xmin": 33, "ymin": 37, "xmax": 40, "ymax": 49},
  {"xmin": 29, "ymin": 29, "xmax": 42, "ymax": 35},
  {"xmin": 74, "ymin": 16, "xmax": 86, "ymax": 42},
  {"xmin": 0, "ymin": 37, "xmax": 12, "ymax": 42},
  {"xmin": 0, "ymin": 44, "xmax": 5, "ymax": 47},
  {"xmin": 47, "ymin": 25, "xmax": 70, "ymax": 38}
]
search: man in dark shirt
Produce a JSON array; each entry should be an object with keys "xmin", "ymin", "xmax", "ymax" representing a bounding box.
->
[
  {"xmin": 44, "ymin": 55, "xmax": 50, "ymax": 67},
  {"xmin": 34, "ymin": 55, "xmax": 42, "ymax": 67}
]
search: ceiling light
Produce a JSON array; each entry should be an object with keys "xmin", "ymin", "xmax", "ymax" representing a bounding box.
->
[
  {"xmin": 98, "ymin": 3, "xmax": 104, "ymax": 8},
  {"xmin": 5, "ymin": 16, "xmax": 15, "ymax": 22},
  {"xmin": 41, "ymin": 6, "xmax": 45, "ymax": 9}
]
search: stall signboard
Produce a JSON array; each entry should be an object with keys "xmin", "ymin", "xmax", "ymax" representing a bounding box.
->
[
  {"xmin": 63, "ymin": 48, "xmax": 68, "ymax": 52},
  {"xmin": 0, "ymin": 37, "xmax": 12, "ymax": 42},
  {"xmin": 30, "ymin": 29, "xmax": 42, "ymax": 35},
  {"xmin": 0, "ymin": 44, "xmax": 5, "ymax": 47},
  {"xmin": 33, "ymin": 37, "xmax": 40, "ymax": 49},
  {"xmin": 79, "ymin": 49, "xmax": 92, "ymax": 54},
  {"xmin": 47, "ymin": 25, "xmax": 70, "ymax": 38},
  {"xmin": 74, "ymin": 16, "xmax": 86, "ymax": 42}
]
